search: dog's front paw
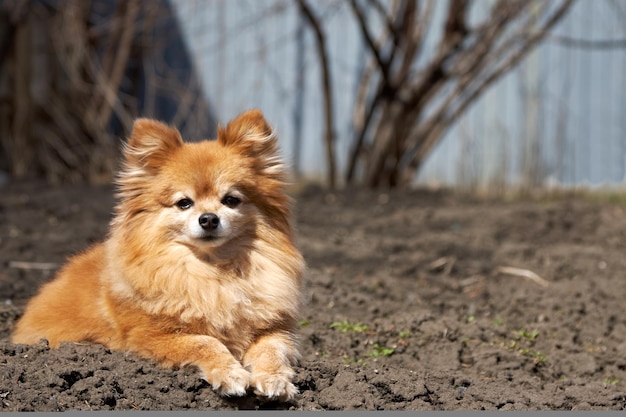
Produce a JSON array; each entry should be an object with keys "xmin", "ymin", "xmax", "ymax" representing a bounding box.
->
[
  {"xmin": 250, "ymin": 370, "xmax": 298, "ymax": 401},
  {"xmin": 204, "ymin": 364, "xmax": 251, "ymax": 397}
]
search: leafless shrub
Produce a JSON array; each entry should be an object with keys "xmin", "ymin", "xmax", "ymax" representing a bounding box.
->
[{"xmin": 300, "ymin": 0, "xmax": 574, "ymax": 188}]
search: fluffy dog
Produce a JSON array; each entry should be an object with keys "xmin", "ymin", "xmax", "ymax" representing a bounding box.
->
[{"xmin": 12, "ymin": 110, "xmax": 305, "ymax": 401}]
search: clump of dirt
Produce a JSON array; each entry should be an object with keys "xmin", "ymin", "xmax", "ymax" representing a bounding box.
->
[{"xmin": 1, "ymin": 181, "xmax": 626, "ymax": 410}]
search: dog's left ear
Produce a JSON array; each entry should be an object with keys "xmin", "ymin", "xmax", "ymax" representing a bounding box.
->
[{"xmin": 218, "ymin": 109, "xmax": 283, "ymax": 176}]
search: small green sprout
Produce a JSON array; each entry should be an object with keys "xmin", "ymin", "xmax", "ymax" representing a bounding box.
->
[
  {"xmin": 368, "ymin": 343, "xmax": 395, "ymax": 358},
  {"xmin": 519, "ymin": 348, "xmax": 547, "ymax": 364},
  {"xmin": 516, "ymin": 329, "xmax": 540, "ymax": 342},
  {"xmin": 343, "ymin": 357, "xmax": 367, "ymax": 366},
  {"xmin": 330, "ymin": 320, "xmax": 369, "ymax": 333}
]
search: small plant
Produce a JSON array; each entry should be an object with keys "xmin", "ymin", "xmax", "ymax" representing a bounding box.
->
[
  {"xmin": 493, "ymin": 327, "xmax": 548, "ymax": 365},
  {"xmin": 398, "ymin": 330, "xmax": 410, "ymax": 339},
  {"xmin": 298, "ymin": 320, "xmax": 311, "ymax": 328},
  {"xmin": 371, "ymin": 344, "xmax": 394, "ymax": 357},
  {"xmin": 330, "ymin": 320, "xmax": 369, "ymax": 333},
  {"xmin": 368, "ymin": 343, "xmax": 395, "ymax": 358},
  {"xmin": 343, "ymin": 357, "xmax": 367, "ymax": 366},
  {"xmin": 519, "ymin": 348, "xmax": 547, "ymax": 364},
  {"xmin": 492, "ymin": 317, "xmax": 504, "ymax": 326},
  {"xmin": 516, "ymin": 329, "xmax": 540, "ymax": 342},
  {"xmin": 603, "ymin": 376, "xmax": 619, "ymax": 386},
  {"xmin": 532, "ymin": 351, "xmax": 547, "ymax": 364}
]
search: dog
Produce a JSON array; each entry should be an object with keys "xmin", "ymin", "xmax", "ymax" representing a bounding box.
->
[{"xmin": 12, "ymin": 109, "xmax": 305, "ymax": 401}]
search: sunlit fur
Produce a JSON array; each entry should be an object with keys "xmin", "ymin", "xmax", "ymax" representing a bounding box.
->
[{"xmin": 12, "ymin": 110, "xmax": 305, "ymax": 401}]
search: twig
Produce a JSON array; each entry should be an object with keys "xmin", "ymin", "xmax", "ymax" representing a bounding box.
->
[
  {"xmin": 427, "ymin": 256, "xmax": 456, "ymax": 275},
  {"xmin": 495, "ymin": 266, "xmax": 550, "ymax": 288},
  {"xmin": 8, "ymin": 261, "xmax": 59, "ymax": 270}
]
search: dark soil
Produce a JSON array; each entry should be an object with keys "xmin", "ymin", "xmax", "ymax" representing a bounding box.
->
[{"xmin": 1, "ymin": 181, "xmax": 626, "ymax": 410}]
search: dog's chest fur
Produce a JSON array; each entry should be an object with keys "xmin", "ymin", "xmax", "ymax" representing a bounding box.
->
[{"xmin": 104, "ymin": 239, "xmax": 299, "ymax": 354}]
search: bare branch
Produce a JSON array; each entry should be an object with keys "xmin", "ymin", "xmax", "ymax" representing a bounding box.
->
[
  {"xmin": 442, "ymin": 0, "xmax": 469, "ymax": 50},
  {"xmin": 390, "ymin": 0, "xmax": 421, "ymax": 87},
  {"xmin": 401, "ymin": 0, "xmax": 575, "ymax": 180},
  {"xmin": 366, "ymin": 0, "xmax": 402, "ymax": 46},
  {"xmin": 298, "ymin": 0, "xmax": 337, "ymax": 188},
  {"xmin": 96, "ymin": 0, "xmax": 139, "ymax": 127},
  {"xmin": 347, "ymin": 1, "xmax": 406, "ymax": 182},
  {"xmin": 349, "ymin": 0, "xmax": 393, "ymax": 89}
]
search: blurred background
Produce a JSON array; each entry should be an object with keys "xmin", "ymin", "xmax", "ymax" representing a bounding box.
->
[{"xmin": 0, "ymin": 0, "xmax": 624, "ymax": 192}]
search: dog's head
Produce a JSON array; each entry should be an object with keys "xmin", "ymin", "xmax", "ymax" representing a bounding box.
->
[{"xmin": 115, "ymin": 110, "xmax": 292, "ymax": 256}]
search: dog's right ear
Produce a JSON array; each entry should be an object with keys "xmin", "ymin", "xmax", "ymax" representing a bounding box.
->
[{"xmin": 124, "ymin": 118, "xmax": 183, "ymax": 172}]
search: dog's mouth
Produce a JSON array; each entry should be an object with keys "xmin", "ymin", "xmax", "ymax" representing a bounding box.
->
[{"xmin": 197, "ymin": 232, "xmax": 224, "ymax": 243}]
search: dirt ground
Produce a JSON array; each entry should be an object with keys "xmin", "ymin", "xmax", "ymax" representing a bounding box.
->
[{"xmin": 1, "ymin": 180, "xmax": 626, "ymax": 410}]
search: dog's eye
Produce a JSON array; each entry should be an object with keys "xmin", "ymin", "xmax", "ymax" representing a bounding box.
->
[
  {"xmin": 175, "ymin": 198, "xmax": 194, "ymax": 210},
  {"xmin": 221, "ymin": 195, "xmax": 241, "ymax": 208}
]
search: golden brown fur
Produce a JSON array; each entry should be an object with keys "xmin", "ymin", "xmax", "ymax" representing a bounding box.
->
[{"xmin": 12, "ymin": 110, "xmax": 305, "ymax": 400}]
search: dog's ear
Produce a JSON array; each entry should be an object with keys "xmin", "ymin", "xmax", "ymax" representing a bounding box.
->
[
  {"xmin": 124, "ymin": 118, "xmax": 183, "ymax": 172},
  {"xmin": 217, "ymin": 109, "xmax": 283, "ymax": 176}
]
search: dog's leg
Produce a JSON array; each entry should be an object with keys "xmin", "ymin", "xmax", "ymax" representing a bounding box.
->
[
  {"xmin": 131, "ymin": 333, "xmax": 250, "ymax": 397},
  {"xmin": 242, "ymin": 332, "xmax": 299, "ymax": 401}
]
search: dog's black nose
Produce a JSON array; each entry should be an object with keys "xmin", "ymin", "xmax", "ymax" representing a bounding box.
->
[{"xmin": 199, "ymin": 213, "xmax": 220, "ymax": 230}]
